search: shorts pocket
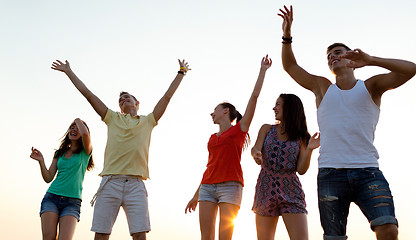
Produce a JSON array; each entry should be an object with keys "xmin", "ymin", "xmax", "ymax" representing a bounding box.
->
[
  {"xmin": 318, "ymin": 168, "xmax": 335, "ymax": 178},
  {"xmin": 136, "ymin": 178, "xmax": 148, "ymax": 197}
]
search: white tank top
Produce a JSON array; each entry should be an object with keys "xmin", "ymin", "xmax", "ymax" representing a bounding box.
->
[{"xmin": 317, "ymin": 80, "xmax": 380, "ymax": 168}]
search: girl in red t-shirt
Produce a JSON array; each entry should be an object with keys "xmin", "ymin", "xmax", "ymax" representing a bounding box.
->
[{"xmin": 185, "ymin": 55, "xmax": 272, "ymax": 240}]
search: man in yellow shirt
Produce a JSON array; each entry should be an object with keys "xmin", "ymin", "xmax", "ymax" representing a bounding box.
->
[{"xmin": 52, "ymin": 59, "xmax": 190, "ymax": 240}]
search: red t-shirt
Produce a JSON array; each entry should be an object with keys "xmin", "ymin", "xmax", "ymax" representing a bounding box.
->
[{"xmin": 201, "ymin": 122, "xmax": 248, "ymax": 186}]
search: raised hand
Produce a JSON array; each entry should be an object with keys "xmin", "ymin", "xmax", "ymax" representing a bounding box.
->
[
  {"xmin": 178, "ymin": 59, "xmax": 191, "ymax": 74},
  {"xmin": 30, "ymin": 147, "xmax": 44, "ymax": 162},
  {"xmin": 341, "ymin": 49, "xmax": 373, "ymax": 69},
  {"xmin": 261, "ymin": 55, "xmax": 272, "ymax": 70},
  {"xmin": 307, "ymin": 132, "xmax": 320, "ymax": 150},
  {"xmin": 51, "ymin": 60, "xmax": 71, "ymax": 73},
  {"xmin": 31, "ymin": 147, "xmax": 58, "ymax": 182},
  {"xmin": 278, "ymin": 5, "xmax": 293, "ymax": 37}
]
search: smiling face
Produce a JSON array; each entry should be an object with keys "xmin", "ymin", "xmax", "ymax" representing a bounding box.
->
[
  {"xmin": 326, "ymin": 43, "xmax": 352, "ymax": 73},
  {"xmin": 273, "ymin": 97, "xmax": 284, "ymax": 121},
  {"xmin": 327, "ymin": 46, "xmax": 349, "ymax": 72},
  {"xmin": 68, "ymin": 123, "xmax": 81, "ymax": 141},
  {"xmin": 119, "ymin": 93, "xmax": 139, "ymax": 113}
]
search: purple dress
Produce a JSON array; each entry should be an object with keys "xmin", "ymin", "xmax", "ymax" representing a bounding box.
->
[{"xmin": 252, "ymin": 125, "xmax": 307, "ymax": 216}]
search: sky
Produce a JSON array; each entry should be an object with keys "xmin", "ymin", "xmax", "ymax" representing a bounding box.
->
[{"xmin": 1, "ymin": 0, "xmax": 415, "ymax": 239}]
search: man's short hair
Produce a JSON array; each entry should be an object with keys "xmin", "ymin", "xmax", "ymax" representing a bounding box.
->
[
  {"xmin": 327, "ymin": 43, "xmax": 351, "ymax": 53},
  {"xmin": 120, "ymin": 91, "xmax": 137, "ymax": 101}
]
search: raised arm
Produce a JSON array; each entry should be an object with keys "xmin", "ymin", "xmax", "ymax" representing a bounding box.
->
[
  {"xmin": 297, "ymin": 132, "xmax": 320, "ymax": 175},
  {"xmin": 251, "ymin": 124, "xmax": 272, "ymax": 165},
  {"xmin": 74, "ymin": 118, "xmax": 92, "ymax": 155},
  {"xmin": 51, "ymin": 60, "xmax": 108, "ymax": 119},
  {"xmin": 239, "ymin": 56, "xmax": 272, "ymax": 132},
  {"xmin": 342, "ymin": 49, "xmax": 416, "ymax": 104},
  {"xmin": 278, "ymin": 6, "xmax": 330, "ymax": 100},
  {"xmin": 30, "ymin": 147, "xmax": 58, "ymax": 183},
  {"xmin": 153, "ymin": 59, "xmax": 190, "ymax": 122}
]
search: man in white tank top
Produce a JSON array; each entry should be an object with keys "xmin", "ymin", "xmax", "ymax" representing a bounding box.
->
[{"xmin": 278, "ymin": 5, "xmax": 416, "ymax": 240}]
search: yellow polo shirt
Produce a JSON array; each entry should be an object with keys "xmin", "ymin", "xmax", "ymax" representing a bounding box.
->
[{"xmin": 100, "ymin": 109, "xmax": 157, "ymax": 179}]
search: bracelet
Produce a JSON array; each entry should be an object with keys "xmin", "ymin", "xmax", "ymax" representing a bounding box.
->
[
  {"xmin": 282, "ymin": 36, "xmax": 292, "ymax": 44},
  {"xmin": 178, "ymin": 71, "xmax": 185, "ymax": 75},
  {"xmin": 180, "ymin": 67, "xmax": 188, "ymax": 72}
]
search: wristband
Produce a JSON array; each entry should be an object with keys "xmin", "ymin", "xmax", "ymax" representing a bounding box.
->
[
  {"xmin": 180, "ymin": 67, "xmax": 188, "ymax": 72},
  {"xmin": 282, "ymin": 36, "xmax": 292, "ymax": 44},
  {"xmin": 178, "ymin": 71, "xmax": 185, "ymax": 75}
]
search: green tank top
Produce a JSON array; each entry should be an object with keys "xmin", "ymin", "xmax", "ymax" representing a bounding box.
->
[{"xmin": 47, "ymin": 149, "xmax": 91, "ymax": 199}]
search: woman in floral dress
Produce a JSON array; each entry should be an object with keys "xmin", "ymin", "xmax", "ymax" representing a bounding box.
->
[{"xmin": 251, "ymin": 94, "xmax": 320, "ymax": 240}]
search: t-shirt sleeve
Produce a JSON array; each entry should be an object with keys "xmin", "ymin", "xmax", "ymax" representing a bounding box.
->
[
  {"xmin": 147, "ymin": 112, "xmax": 158, "ymax": 127},
  {"xmin": 78, "ymin": 149, "xmax": 92, "ymax": 168},
  {"xmin": 235, "ymin": 121, "xmax": 247, "ymax": 134},
  {"xmin": 103, "ymin": 109, "xmax": 115, "ymax": 124}
]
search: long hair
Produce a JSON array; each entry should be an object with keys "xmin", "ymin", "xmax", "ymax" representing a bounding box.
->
[
  {"xmin": 219, "ymin": 102, "xmax": 251, "ymax": 149},
  {"xmin": 279, "ymin": 94, "xmax": 311, "ymax": 145},
  {"xmin": 54, "ymin": 121, "xmax": 94, "ymax": 171}
]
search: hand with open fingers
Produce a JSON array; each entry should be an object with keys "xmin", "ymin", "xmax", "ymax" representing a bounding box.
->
[
  {"xmin": 341, "ymin": 49, "xmax": 373, "ymax": 69},
  {"xmin": 178, "ymin": 59, "xmax": 191, "ymax": 74},
  {"xmin": 185, "ymin": 196, "xmax": 198, "ymax": 214},
  {"xmin": 30, "ymin": 147, "xmax": 44, "ymax": 162},
  {"xmin": 252, "ymin": 150, "xmax": 263, "ymax": 165},
  {"xmin": 261, "ymin": 55, "xmax": 272, "ymax": 70},
  {"xmin": 51, "ymin": 60, "xmax": 71, "ymax": 72},
  {"xmin": 278, "ymin": 5, "xmax": 293, "ymax": 36},
  {"xmin": 307, "ymin": 132, "xmax": 321, "ymax": 150}
]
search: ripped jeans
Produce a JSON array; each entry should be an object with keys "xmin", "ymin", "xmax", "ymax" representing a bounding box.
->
[{"xmin": 318, "ymin": 168, "xmax": 398, "ymax": 240}]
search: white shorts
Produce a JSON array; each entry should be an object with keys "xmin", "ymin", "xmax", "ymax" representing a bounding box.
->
[{"xmin": 91, "ymin": 175, "xmax": 150, "ymax": 235}]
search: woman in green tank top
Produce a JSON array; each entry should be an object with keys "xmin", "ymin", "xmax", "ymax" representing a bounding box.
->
[{"xmin": 30, "ymin": 118, "xmax": 94, "ymax": 240}]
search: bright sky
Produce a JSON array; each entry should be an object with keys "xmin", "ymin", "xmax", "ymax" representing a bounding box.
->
[{"xmin": 1, "ymin": 0, "xmax": 415, "ymax": 239}]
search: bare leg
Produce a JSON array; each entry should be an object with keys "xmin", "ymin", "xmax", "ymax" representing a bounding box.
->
[
  {"xmin": 57, "ymin": 215, "xmax": 78, "ymax": 240},
  {"xmin": 255, "ymin": 214, "xmax": 279, "ymax": 240},
  {"xmin": 94, "ymin": 233, "xmax": 110, "ymax": 240},
  {"xmin": 218, "ymin": 203, "xmax": 240, "ymax": 240},
  {"xmin": 199, "ymin": 201, "xmax": 218, "ymax": 240},
  {"xmin": 374, "ymin": 224, "xmax": 398, "ymax": 240},
  {"xmin": 282, "ymin": 213, "xmax": 308, "ymax": 240},
  {"xmin": 131, "ymin": 232, "xmax": 146, "ymax": 240},
  {"xmin": 41, "ymin": 212, "xmax": 59, "ymax": 240}
]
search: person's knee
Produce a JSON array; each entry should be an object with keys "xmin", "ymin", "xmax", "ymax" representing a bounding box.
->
[
  {"xmin": 201, "ymin": 234, "xmax": 215, "ymax": 240},
  {"xmin": 42, "ymin": 232, "xmax": 57, "ymax": 240},
  {"xmin": 374, "ymin": 223, "xmax": 398, "ymax": 240},
  {"xmin": 42, "ymin": 227, "xmax": 58, "ymax": 240},
  {"xmin": 200, "ymin": 223, "xmax": 216, "ymax": 240},
  {"xmin": 256, "ymin": 231, "xmax": 275, "ymax": 240},
  {"xmin": 94, "ymin": 233, "xmax": 110, "ymax": 240},
  {"xmin": 201, "ymin": 227, "xmax": 215, "ymax": 240},
  {"xmin": 132, "ymin": 232, "xmax": 146, "ymax": 240}
]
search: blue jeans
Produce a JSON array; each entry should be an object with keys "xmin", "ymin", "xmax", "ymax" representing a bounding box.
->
[
  {"xmin": 318, "ymin": 168, "xmax": 398, "ymax": 240},
  {"xmin": 40, "ymin": 192, "xmax": 82, "ymax": 221}
]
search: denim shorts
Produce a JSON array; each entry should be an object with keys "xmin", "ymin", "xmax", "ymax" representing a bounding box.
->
[
  {"xmin": 40, "ymin": 192, "xmax": 82, "ymax": 221},
  {"xmin": 199, "ymin": 181, "xmax": 243, "ymax": 206},
  {"xmin": 318, "ymin": 168, "xmax": 398, "ymax": 240}
]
